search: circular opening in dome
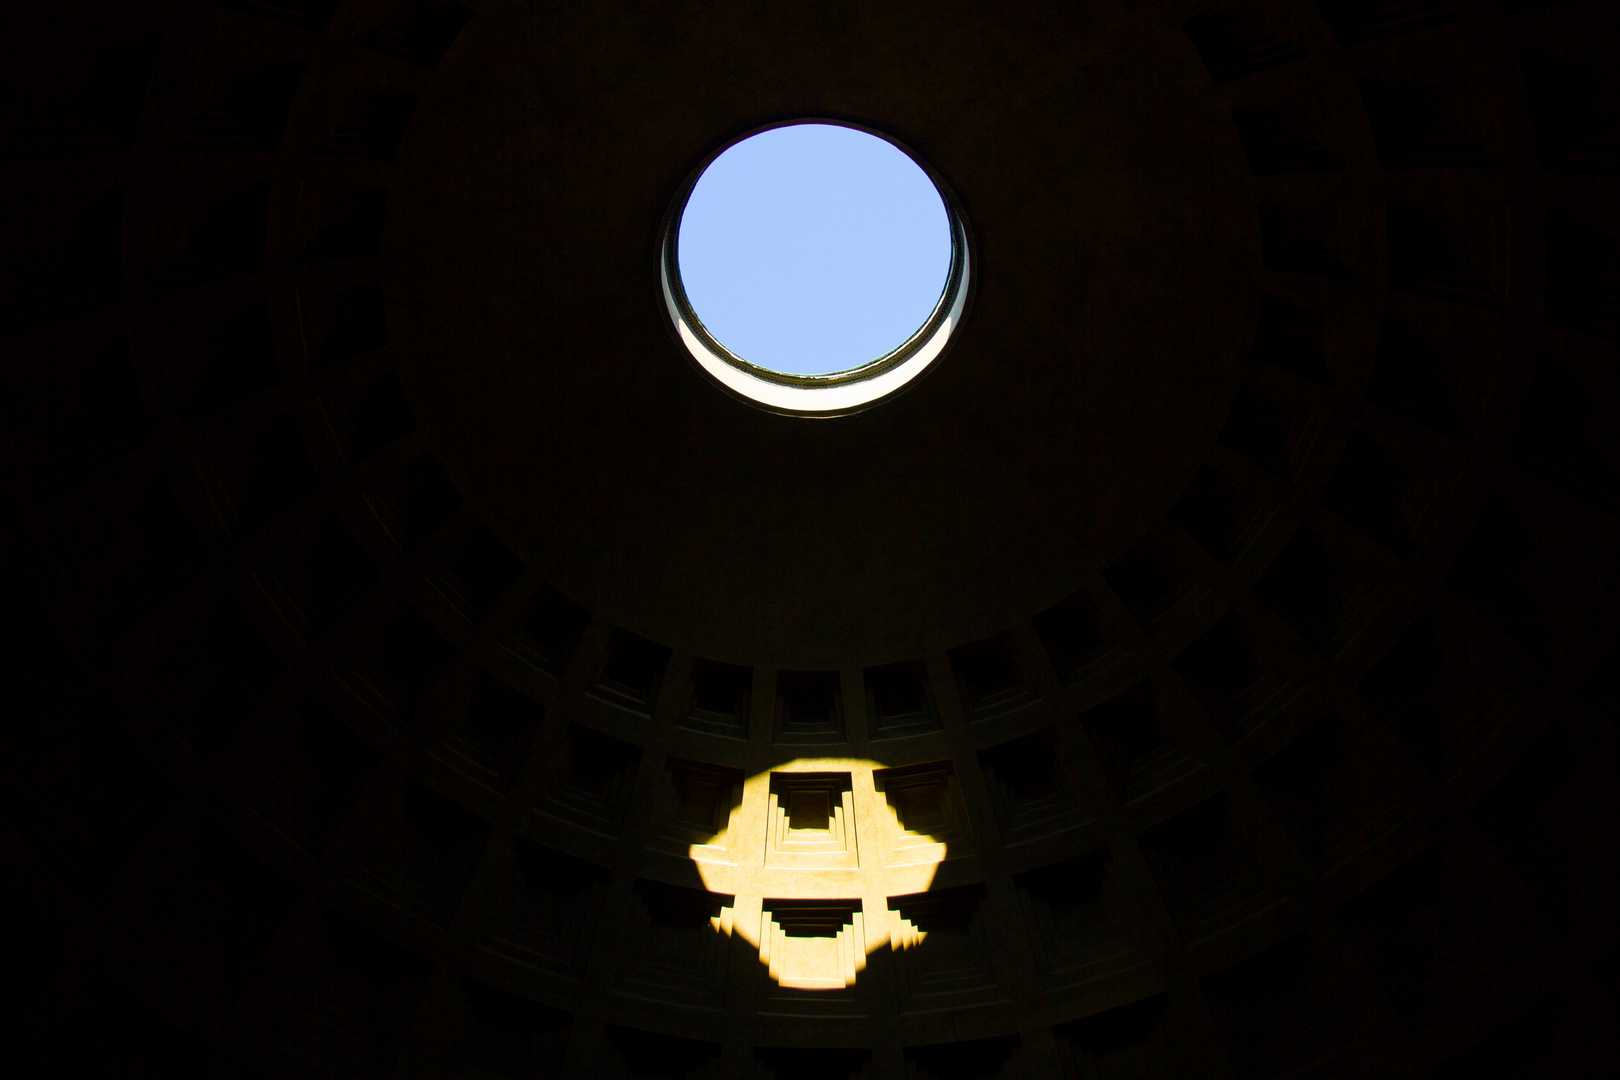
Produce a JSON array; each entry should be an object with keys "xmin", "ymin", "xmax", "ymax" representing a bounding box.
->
[
  {"xmin": 680, "ymin": 126, "xmax": 949, "ymax": 376},
  {"xmin": 661, "ymin": 122, "xmax": 971, "ymax": 416}
]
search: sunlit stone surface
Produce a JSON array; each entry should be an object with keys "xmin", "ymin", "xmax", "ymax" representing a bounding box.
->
[{"xmin": 688, "ymin": 757, "xmax": 964, "ymax": 988}]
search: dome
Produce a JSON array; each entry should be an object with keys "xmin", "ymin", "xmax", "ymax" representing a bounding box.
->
[{"xmin": 2, "ymin": 0, "xmax": 1618, "ymax": 1077}]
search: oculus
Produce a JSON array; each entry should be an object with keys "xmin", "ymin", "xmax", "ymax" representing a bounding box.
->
[{"xmin": 661, "ymin": 122, "xmax": 972, "ymax": 416}]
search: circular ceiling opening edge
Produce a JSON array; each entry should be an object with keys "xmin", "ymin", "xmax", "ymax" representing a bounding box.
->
[{"xmin": 659, "ymin": 120, "xmax": 974, "ymax": 417}]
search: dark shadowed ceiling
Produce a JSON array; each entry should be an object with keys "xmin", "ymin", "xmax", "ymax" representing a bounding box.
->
[
  {"xmin": 387, "ymin": 1, "xmax": 1255, "ymax": 664},
  {"xmin": 2, "ymin": 0, "xmax": 1618, "ymax": 1077}
]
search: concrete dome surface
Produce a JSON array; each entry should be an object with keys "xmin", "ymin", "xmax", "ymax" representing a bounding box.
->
[{"xmin": 1, "ymin": 1, "xmax": 1618, "ymax": 1077}]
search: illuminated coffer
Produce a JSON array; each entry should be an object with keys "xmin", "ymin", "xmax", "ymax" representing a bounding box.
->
[
  {"xmin": 675, "ymin": 758, "xmax": 970, "ymax": 990},
  {"xmin": 759, "ymin": 899, "xmax": 867, "ymax": 990},
  {"xmin": 765, "ymin": 772, "xmax": 858, "ymax": 869}
]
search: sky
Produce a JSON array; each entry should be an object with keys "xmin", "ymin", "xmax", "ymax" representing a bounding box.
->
[{"xmin": 677, "ymin": 124, "xmax": 953, "ymax": 377}]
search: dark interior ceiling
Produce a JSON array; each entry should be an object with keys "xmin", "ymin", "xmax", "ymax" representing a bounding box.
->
[{"xmin": 3, "ymin": 0, "xmax": 1619, "ymax": 1077}]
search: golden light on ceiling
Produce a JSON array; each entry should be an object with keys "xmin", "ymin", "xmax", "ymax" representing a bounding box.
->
[{"xmin": 685, "ymin": 757, "xmax": 971, "ymax": 990}]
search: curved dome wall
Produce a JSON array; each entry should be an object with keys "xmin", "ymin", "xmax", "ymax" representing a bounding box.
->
[{"xmin": 1, "ymin": 1, "xmax": 1618, "ymax": 1077}]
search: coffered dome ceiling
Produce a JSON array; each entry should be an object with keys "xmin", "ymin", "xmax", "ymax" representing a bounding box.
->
[
  {"xmin": 387, "ymin": 2, "xmax": 1254, "ymax": 663},
  {"xmin": 2, "ymin": 1, "xmax": 1618, "ymax": 1077}
]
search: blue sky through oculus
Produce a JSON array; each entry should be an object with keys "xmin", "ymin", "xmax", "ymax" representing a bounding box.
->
[{"xmin": 677, "ymin": 124, "xmax": 953, "ymax": 377}]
